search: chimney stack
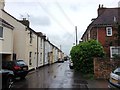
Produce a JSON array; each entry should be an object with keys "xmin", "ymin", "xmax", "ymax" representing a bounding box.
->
[
  {"xmin": 19, "ymin": 18, "xmax": 30, "ymax": 27},
  {"xmin": 0, "ymin": 0, "xmax": 5, "ymax": 10},
  {"xmin": 97, "ymin": 4, "xmax": 106, "ymax": 16}
]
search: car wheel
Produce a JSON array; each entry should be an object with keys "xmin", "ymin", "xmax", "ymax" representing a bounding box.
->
[{"xmin": 7, "ymin": 76, "xmax": 14, "ymax": 89}]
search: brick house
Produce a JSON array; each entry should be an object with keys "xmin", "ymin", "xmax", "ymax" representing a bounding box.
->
[{"xmin": 81, "ymin": 5, "xmax": 120, "ymax": 58}]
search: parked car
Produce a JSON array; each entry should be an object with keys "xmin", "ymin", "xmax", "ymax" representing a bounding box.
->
[
  {"xmin": 2, "ymin": 60, "xmax": 29, "ymax": 79},
  {"xmin": 108, "ymin": 67, "xmax": 120, "ymax": 89},
  {"xmin": 0, "ymin": 69, "xmax": 14, "ymax": 89},
  {"xmin": 58, "ymin": 58, "xmax": 64, "ymax": 63},
  {"xmin": 69, "ymin": 59, "xmax": 73, "ymax": 69},
  {"xmin": 64, "ymin": 56, "xmax": 68, "ymax": 61}
]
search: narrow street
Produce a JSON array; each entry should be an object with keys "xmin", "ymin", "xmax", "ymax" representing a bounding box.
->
[{"xmin": 13, "ymin": 61, "xmax": 88, "ymax": 88}]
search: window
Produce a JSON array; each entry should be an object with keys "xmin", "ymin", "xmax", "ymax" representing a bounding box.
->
[
  {"xmin": 110, "ymin": 46, "xmax": 120, "ymax": 58},
  {"xmin": 41, "ymin": 38, "xmax": 42, "ymax": 47},
  {"xmin": 30, "ymin": 31, "xmax": 32, "ymax": 43},
  {"xmin": 106, "ymin": 27, "xmax": 112, "ymax": 36},
  {"xmin": 29, "ymin": 52, "xmax": 32, "ymax": 65},
  {"xmin": 0, "ymin": 26, "xmax": 3, "ymax": 38},
  {"xmin": 88, "ymin": 30, "xmax": 90, "ymax": 40}
]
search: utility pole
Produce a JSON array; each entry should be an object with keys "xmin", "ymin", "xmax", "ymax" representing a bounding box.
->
[{"xmin": 75, "ymin": 26, "xmax": 78, "ymax": 45}]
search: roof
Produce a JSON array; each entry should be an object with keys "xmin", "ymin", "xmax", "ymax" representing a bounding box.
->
[
  {"xmin": 0, "ymin": 18, "xmax": 14, "ymax": 29},
  {"xmin": 93, "ymin": 8, "xmax": 120, "ymax": 25},
  {"xmin": 81, "ymin": 7, "xmax": 120, "ymax": 39}
]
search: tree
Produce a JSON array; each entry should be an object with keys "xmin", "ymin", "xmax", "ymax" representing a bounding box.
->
[{"xmin": 70, "ymin": 40, "xmax": 105, "ymax": 74}]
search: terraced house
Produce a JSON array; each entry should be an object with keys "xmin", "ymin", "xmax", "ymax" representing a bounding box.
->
[
  {"xmin": 0, "ymin": 0, "xmax": 64, "ymax": 70},
  {"xmin": 81, "ymin": 5, "xmax": 120, "ymax": 58},
  {"xmin": 0, "ymin": 18, "xmax": 14, "ymax": 60}
]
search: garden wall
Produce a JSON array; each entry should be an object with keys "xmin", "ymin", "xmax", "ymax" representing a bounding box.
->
[{"xmin": 94, "ymin": 58, "xmax": 120, "ymax": 79}]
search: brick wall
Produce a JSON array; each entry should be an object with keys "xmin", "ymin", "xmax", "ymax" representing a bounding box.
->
[{"xmin": 94, "ymin": 58, "xmax": 120, "ymax": 79}]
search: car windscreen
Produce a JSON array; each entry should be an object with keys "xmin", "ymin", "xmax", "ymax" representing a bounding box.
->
[
  {"xmin": 16, "ymin": 61, "xmax": 26, "ymax": 66},
  {"xmin": 114, "ymin": 68, "xmax": 120, "ymax": 76}
]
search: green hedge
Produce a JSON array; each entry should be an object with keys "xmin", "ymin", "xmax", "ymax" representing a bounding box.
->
[{"xmin": 70, "ymin": 40, "xmax": 105, "ymax": 74}]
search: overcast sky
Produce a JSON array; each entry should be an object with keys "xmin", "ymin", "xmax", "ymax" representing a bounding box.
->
[{"xmin": 4, "ymin": 0, "xmax": 120, "ymax": 55}]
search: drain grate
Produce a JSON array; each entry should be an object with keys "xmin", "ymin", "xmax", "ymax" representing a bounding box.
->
[
  {"xmin": 74, "ymin": 80, "xmax": 88, "ymax": 84},
  {"xmin": 72, "ymin": 84, "xmax": 88, "ymax": 89}
]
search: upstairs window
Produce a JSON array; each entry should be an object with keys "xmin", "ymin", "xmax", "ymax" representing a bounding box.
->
[
  {"xmin": 29, "ymin": 31, "xmax": 32, "ymax": 43},
  {"xmin": 0, "ymin": 26, "xmax": 3, "ymax": 38},
  {"xmin": 106, "ymin": 27, "xmax": 112, "ymax": 36}
]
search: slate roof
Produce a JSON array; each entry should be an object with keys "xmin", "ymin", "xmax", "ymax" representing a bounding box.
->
[{"xmin": 93, "ymin": 8, "xmax": 120, "ymax": 25}]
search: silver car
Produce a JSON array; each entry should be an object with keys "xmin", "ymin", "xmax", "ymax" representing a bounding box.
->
[{"xmin": 108, "ymin": 67, "xmax": 120, "ymax": 89}]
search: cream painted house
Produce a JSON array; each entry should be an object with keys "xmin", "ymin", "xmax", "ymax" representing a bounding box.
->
[
  {"xmin": 37, "ymin": 32, "xmax": 45, "ymax": 67},
  {"xmin": 44, "ymin": 39, "xmax": 50, "ymax": 65},
  {"xmin": 1, "ymin": 4, "xmax": 38, "ymax": 70},
  {"xmin": 58, "ymin": 49, "xmax": 63, "ymax": 62},
  {"xmin": 54, "ymin": 47, "xmax": 57, "ymax": 63},
  {"xmin": 0, "ymin": 18, "xmax": 14, "ymax": 61},
  {"xmin": 1, "ymin": 0, "xmax": 65, "ymax": 70},
  {"xmin": 0, "ymin": 0, "xmax": 14, "ymax": 61}
]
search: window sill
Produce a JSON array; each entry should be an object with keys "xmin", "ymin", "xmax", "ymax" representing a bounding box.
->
[
  {"xmin": 30, "ymin": 44, "xmax": 32, "ymax": 46},
  {"xmin": 106, "ymin": 35, "xmax": 112, "ymax": 37},
  {"xmin": 0, "ymin": 38, "xmax": 4, "ymax": 40}
]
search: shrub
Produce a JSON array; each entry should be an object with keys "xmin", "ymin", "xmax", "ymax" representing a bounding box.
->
[{"xmin": 70, "ymin": 40, "xmax": 105, "ymax": 74}]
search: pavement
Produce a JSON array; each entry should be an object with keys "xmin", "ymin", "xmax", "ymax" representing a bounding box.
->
[{"xmin": 87, "ymin": 79, "xmax": 109, "ymax": 88}]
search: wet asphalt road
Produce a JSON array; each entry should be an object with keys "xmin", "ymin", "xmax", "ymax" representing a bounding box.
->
[{"xmin": 13, "ymin": 61, "xmax": 88, "ymax": 89}]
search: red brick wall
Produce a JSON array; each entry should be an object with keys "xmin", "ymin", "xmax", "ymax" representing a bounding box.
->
[
  {"xmin": 94, "ymin": 58, "xmax": 120, "ymax": 79},
  {"xmin": 96, "ymin": 27, "xmax": 117, "ymax": 57},
  {"xmin": 83, "ymin": 26, "xmax": 118, "ymax": 57},
  {"xmin": 98, "ymin": 27, "xmax": 106, "ymax": 46}
]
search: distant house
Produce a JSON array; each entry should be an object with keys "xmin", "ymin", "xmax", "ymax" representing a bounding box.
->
[{"xmin": 81, "ymin": 5, "xmax": 120, "ymax": 58}]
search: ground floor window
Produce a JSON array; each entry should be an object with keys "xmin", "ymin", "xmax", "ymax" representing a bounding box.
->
[
  {"xmin": 29, "ymin": 52, "xmax": 32, "ymax": 65},
  {"xmin": 110, "ymin": 46, "xmax": 120, "ymax": 58}
]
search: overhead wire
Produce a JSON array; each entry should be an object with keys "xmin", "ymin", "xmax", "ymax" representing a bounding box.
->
[
  {"xmin": 55, "ymin": 1, "xmax": 78, "ymax": 44},
  {"xmin": 55, "ymin": 1, "xmax": 75, "ymax": 27},
  {"xmin": 36, "ymin": 0, "xmax": 74, "ymax": 37}
]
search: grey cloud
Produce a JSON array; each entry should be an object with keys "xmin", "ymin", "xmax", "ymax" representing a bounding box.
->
[
  {"xmin": 30, "ymin": 15, "xmax": 51, "ymax": 26},
  {"xmin": 69, "ymin": 3, "xmax": 81, "ymax": 12}
]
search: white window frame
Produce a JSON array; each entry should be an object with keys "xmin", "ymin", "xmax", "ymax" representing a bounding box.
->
[
  {"xmin": 110, "ymin": 46, "xmax": 120, "ymax": 58},
  {"xmin": 88, "ymin": 30, "xmax": 90, "ymax": 40},
  {"xmin": 106, "ymin": 27, "xmax": 112, "ymax": 36}
]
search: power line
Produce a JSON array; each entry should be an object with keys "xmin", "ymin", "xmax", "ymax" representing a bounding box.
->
[
  {"xmin": 55, "ymin": 1, "xmax": 77, "ymax": 43},
  {"xmin": 55, "ymin": 1, "xmax": 75, "ymax": 27},
  {"xmin": 36, "ymin": 0, "xmax": 74, "ymax": 37}
]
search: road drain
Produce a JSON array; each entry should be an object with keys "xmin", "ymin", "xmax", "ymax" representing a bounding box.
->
[
  {"xmin": 72, "ymin": 84, "xmax": 88, "ymax": 88},
  {"xmin": 74, "ymin": 80, "xmax": 88, "ymax": 84}
]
